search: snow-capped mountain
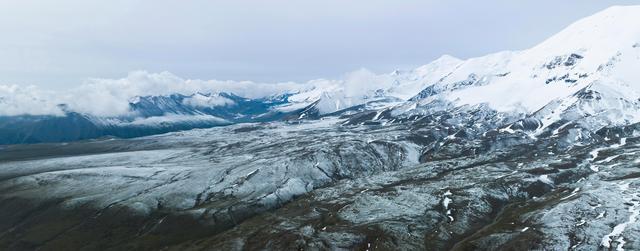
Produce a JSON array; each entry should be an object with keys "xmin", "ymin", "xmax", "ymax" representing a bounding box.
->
[
  {"xmin": 0, "ymin": 92, "xmax": 300, "ymax": 144},
  {"xmin": 4, "ymin": 5, "xmax": 640, "ymax": 251},
  {"xmin": 287, "ymin": 5, "xmax": 640, "ymax": 128},
  {"xmin": 2, "ymin": 6, "xmax": 640, "ymax": 146},
  {"xmin": 374, "ymin": 5, "xmax": 640, "ymax": 135}
]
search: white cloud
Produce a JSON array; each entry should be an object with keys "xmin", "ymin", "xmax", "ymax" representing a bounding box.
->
[
  {"xmin": 0, "ymin": 85, "xmax": 64, "ymax": 116},
  {"xmin": 183, "ymin": 93, "xmax": 235, "ymax": 108},
  {"xmin": 342, "ymin": 68, "xmax": 392, "ymax": 97},
  {"xmin": 0, "ymin": 71, "xmax": 316, "ymax": 117},
  {"xmin": 68, "ymin": 70, "xmax": 325, "ymax": 117},
  {"xmin": 0, "ymin": 67, "xmax": 401, "ymax": 117}
]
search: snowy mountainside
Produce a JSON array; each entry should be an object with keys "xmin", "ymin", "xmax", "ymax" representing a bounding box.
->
[
  {"xmin": 4, "ymin": 5, "xmax": 640, "ymax": 251},
  {"xmin": 286, "ymin": 6, "xmax": 640, "ymax": 127},
  {"xmin": 368, "ymin": 5, "xmax": 640, "ymax": 137},
  {"xmin": 0, "ymin": 92, "xmax": 296, "ymax": 144}
]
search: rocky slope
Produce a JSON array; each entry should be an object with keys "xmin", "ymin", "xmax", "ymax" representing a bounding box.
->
[{"xmin": 1, "ymin": 5, "xmax": 640, "ymax": 251}]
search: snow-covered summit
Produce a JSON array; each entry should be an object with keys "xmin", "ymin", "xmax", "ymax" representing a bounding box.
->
[
  {"xmin": 529, "ymin": 5, "xmax": 640, "ymax": 60},
  {"xmin": 291, "ymin": 6, "xmax": 640, "ymax": 117},
  {"xmin": 404, "ymin": 5, "xmax": 640, "ymax": 126}
]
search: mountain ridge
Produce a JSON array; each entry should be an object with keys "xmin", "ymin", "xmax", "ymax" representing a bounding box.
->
[{"xmin": 2, "ymin": 5, "xmax": 640, "ymax": 144}]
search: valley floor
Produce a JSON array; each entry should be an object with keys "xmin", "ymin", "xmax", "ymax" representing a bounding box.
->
[{"xmin": 1, "ymin": 117, "xmax": 640, "ymax": 250}]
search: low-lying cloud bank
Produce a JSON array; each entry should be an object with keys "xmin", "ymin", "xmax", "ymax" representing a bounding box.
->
[
  {"xmin": 0, "ymin": 69, "xmax": 392, "ymax": 117},
  {"xmin": 0, "ymin": 85, "xmax": 64, "ymax": 116}
]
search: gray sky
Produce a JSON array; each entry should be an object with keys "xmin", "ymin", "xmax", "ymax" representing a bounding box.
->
[{"xmin": 1, "ymin": 0, "xmax": 637, "ymax": 90}]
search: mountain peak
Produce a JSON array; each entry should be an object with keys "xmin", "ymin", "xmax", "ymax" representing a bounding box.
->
[
  {"xmin": 529, "ymin": 5, "xmax": 640, "ymax": 59},
  {"xmin": 402, "ymin": 5, "xmax": 640, "ymax": 124},
  {"xmin": 432, "ymin": 54, "xmax": 462, "ymax": 64}
]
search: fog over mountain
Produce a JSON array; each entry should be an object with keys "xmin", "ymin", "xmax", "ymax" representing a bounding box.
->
[{"xmin": 0, "ymin": 69, "xmax": 392, "ymax": 117}]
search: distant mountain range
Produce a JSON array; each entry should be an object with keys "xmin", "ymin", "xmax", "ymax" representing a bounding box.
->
[{"xmin": 2, "ymin": 5, "xmax": 640, "ymax": 145}]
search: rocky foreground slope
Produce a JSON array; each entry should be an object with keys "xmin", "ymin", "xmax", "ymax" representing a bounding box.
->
[
  {"xmin": 2, "ymin": 5, "xmax": 640, "ymax": 251},
  {"xmin": 1, "ymin": 111, "xmax": 640, "ymax": 250}
]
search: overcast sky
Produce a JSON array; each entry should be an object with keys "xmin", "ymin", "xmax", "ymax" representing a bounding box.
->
[{"xmin": 1, "ymin": 0, "xmax": 637, "ymax": 90}]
